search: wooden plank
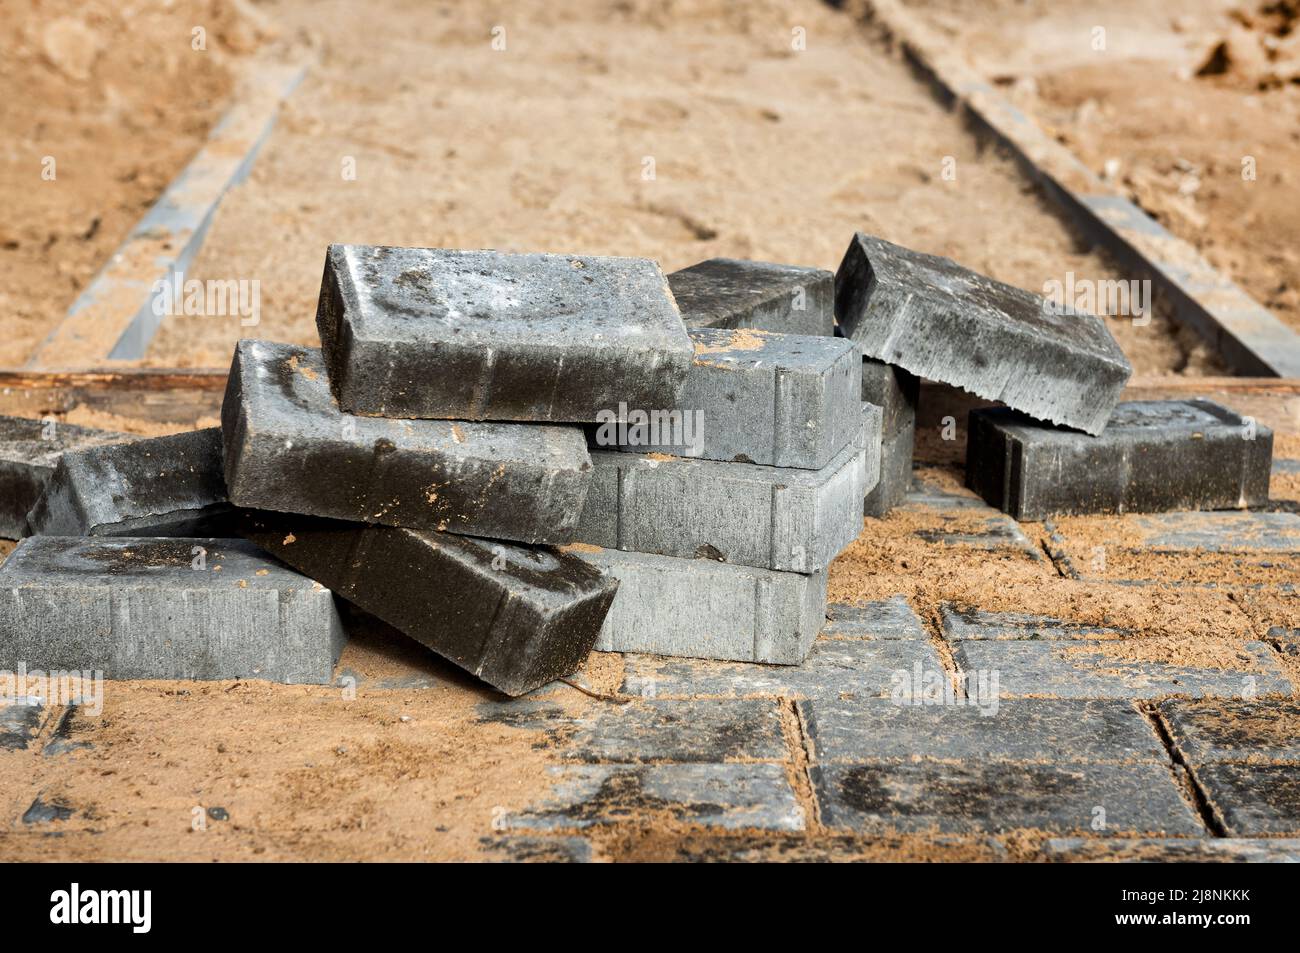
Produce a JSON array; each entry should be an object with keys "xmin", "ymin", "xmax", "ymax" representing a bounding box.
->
[
  {"xmin": 24, "ymin": 56, "xmax": 309, "ymax": 370},
  {"xmin": 860, "ymin": 0, "xmax": 1300, "ymax": 378}
]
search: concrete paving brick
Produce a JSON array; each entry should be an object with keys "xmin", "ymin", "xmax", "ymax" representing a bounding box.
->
[
  {"xmin": 1274, "ymin": 458, "xmax": 1300, "ymax": 475},
  {"xmin": 667, "ymin": 832, "xmax": 1009, "ymax": 862},
  {"xmin": 240, "ymin": 510, "xmax": 617, "ymax": 696},
  {"xmin": 1042, "ymin": 837, "xmax": 1300, "ymax": 862},
  {"xmin": 1195, "ymin": 763, "xmax": 1300, "ymax": 835},
  {"xmin": 600, "ymin": 328, "xmax": 861, "ymax": 469},
  {"xmin": 479, "ymin": 698, "xmax": 789, "ymax": 763},
  {"xmin": 667, "ymin": 258, "xmax": 834, "ymax": 336},
  {"xmin": 802, "ymin": 698, "xmax": 1164, "ymax": 763},
  {"xmin": 824, "ymin": 595, "xmax": 926, "ymax": 639},
  {"xmin": 571, "ymin": 547, "xmax": 825, "ymax": 664},
  {"xmin": 1124, "ymin": 511, "xmax": 1300, "ymax": 553},
  {"xmin": 835, "ymin": 233, "xmax": 1132, "ymax": 435},
  {"xmin": 864, "ymin": 424, "xmax": 914, "ymax": 517},
  {"xmin": 480, "ymin": 835, "xmax": 593, "ymax": 863},
  {"xmin": 967, "ymin": 400, "xmax": 1274, "ymax": 519},
  {"xmin": 861, "ymin": 358, "xmax": 918, "ymax": 439},
  {"xmin": 858, "ymin": 402, "xmax": 882, "ymax": 496},
  {"xmin": 0, "ymin": 416, "xmax": 131, "ymax": 539},
  {"xmin": 25, "ymin": 428, "xmax": 233, "ymax": 538},
  {"xmin": 317, "ymin": 244, "xmax": 693, "ymax": 421},
  {"xmin": 0, "ymin": 698, "xmax": 43, "ymax": 751},
  {"xmin": 621, "ymin": 637, "xmax": 945, "ymax": 701},
  {"xmin": 940, "ymin": 603, "xmax": 1130, "ymax": 640},
  {"xmin": 502, "ymin": 763, "xmax": 804, "ymax": 832},
  {"xmin": 911, "ymin": 512, "xmax": 1043, "ymax": 558},
  {"xmin": 577, "ymin": 432, "xmax": 867, "ymax": 572},
  {"xmin": 222, "ymin": 340, "xmax": 592, "ymax": 545},
  {"xmin": 813, "ymin": 761, "xmax": 1204, "ymax": 834},
  {"xmin": 953, "ymin": 639, "xmax": 1291, "ymax": 699},
  {"xmin": 903, "ymin": 475, "xmax": 989, "ymax": 510},
  {"xmin": 0, "ymin": 536, "xmax": 345, "ymax": 684},
  {"xmin": 1159, "ymin": 698, "xmax": 1300, "ymax": 763}
]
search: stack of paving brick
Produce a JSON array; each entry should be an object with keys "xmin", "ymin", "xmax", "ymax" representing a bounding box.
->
[{"xmin": 574, "ymin": 258, "xmax": 880, "ymax": 666}]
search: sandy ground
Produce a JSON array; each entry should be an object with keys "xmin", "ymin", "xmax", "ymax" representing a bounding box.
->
[
  {"xmin": 907, "ymin": 0, "xmax": 1300, "ymax": 334},
  {"xmin": 141, "ymin": 0, "xmax": 1216, "ymax": 375}
]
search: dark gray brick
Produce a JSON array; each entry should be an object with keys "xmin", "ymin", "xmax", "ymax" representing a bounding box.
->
[
  {"xmin": 940, "ymin": 603, "xmax": 1130, "ymax": 640},
  {"xmin": 802, "ymin": 698, "xmax": 1163, "ymax": 763},
  {"xmin": 502, "ymin": 763, "xmax": 804, "ymax": 832},
  {"xmin": 835, "ymin": 233, "xmax": 1131, "ymax": 435},
  {"xmin": 667, "ymin": 258, "xmax": 834, "ymax": 336},
  {"xmin": 813, "ymin": 761, "xmax": 1204, "ymax": 834},
  {"xmin": 860, "ymin": 357, "xmax": 918, "ymax": 439},
  {"xmin": 1195, "ymin": 763, "xmax": 1300, "ymax": 835},
  {"xmin": 317, "ymin": 244, "xmax": 693, "ymax": 421},
  {"xmin": 1160, "ymin": 698, "xmax": 1300, "ymax": 763},
  {"xmin": 0, "ymin": 697, "xmax": 43, "ymax": 751},
  {"xmin": 0, "ymin": 536, "xmax": 345, "ymax": 684},
  {"xmin": 221, "ymin": 340, "xmax": 592, "ymax": 545},
  {"xmin": 824, "ymin": 595, "xmax": 926, "ymax": 639},
  {"xmin": 480, "ymin": 835, "xmax": 593, "ymax": 863},
  {"xmin": 239, "ymin": 510, "xmax": 617, "ymax": 697},
  {"xmin": 967, "ymin": 400, "xmax": 1273, "ymax": 519},
  {"xmin": 864, "ymin": 426, "xmax": 914, "ymax": 517},
  {"xmin": 25, "ymin": 427, "xmax": 232, "ymax": 538}
]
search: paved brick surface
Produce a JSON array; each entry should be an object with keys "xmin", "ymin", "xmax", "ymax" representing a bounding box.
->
[
  {"xmin": 824, "ymin": 595, "xmax": 926, "ymax": 639},
  {"xmin": 578, "ymin": 433, "xmax": 866, "ymax": 572},
  {"xmin": 966, "ymin": 400, "xmax": 1272, "ymax": 519},
  {"xmin": 222, "ymin": 340, "xmax": 593, "ymax": 545},
  {"xmin": 317, "ymin": 244, "xmax": 694, "ymax": 421},
  {"xmin": 1160, "ymin": 698, "xmax": 1300, "ymax": 763},
  {"xmin": 603, "ymin": 328, "xmax": 861, "ymax": 469},
  {"xmin": 0, "ymin": 416, "xmax": 131, "ymax": 539},
  {"xmin": 910, "ymin": 512, "xmax": 1043, "ymax": 559},
  {"xmin": 502, "ymin": 763, "xmax": 804, "ymax": 832},
  {"xmin": 802, "ymin": 698, "xmax": 1164, "ymax": 764},
  {"xmin": 572, "ymin": 547, "xmax": 826, "ymax": 664},
  {"xmin": 953, "ymin": 639, "xmax": 1291, "ymax": 699},
  {"xmin": 480, "ymin": 835, "xmax": 593, "ymax": 863},
  {"xmin": 0, "ymin": 536, "xmax": 345, "ymax": 685},
  {"xmin": 26, "ymin": 427, "xmax": 232, "ymax": 538},
  {"xmin": 1042, "ymin": 837, "xmax": 1300, "ymax": 862},
  {"xmin": 667, "ymin": 258, "xmax": 834, "ymax": 336},
  {"xmin": 812, "ymin": 761, "xmax": 1204, "ymax": 835},
  {"xmin": 621, "ymin": 637, "xmax": 945, "ymax": 701},
  {"xmin": 940, "ymin": 604, "xmax": 1130, "ymax": 640},
  {"xmin": 1195, "ymin": 763, "xmax": 1300, "ymax": 835},
  {"xmin": 835, "ymin": 232, "xmax": 1131, "ymax": 435},
  {"xmin": 0, "ymin": 698, "xmax": 43, "ymax": 751},
  {"xmin": 240, "ymin": 511, "xmax": 617, "ymax": 697}
]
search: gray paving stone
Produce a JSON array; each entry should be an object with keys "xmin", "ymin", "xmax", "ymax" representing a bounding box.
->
[
  {"xmin": 317, "ymin": 244, "xmax": 693, "ymax": 421},
  {"xmin": 239, "ymin": 510, "xmax": 617, "ymax": 697},
  {"xmin": 1195, "ymin": 763, "xmax": 1300, "ymax": 835},
  {"xmin": 864, "ymin": 424, "xmax": 914, "ymax": 517},
  {"xmin": 911, "ymin": 512, "xmax": 1043, "ymax": 557},
  {"xmin": 478, "ymin": 698, "xmax": 789, "ymax": 763},
  {"xmin": 621, "ymin": 637, "xmax": 945, "ymax": 701},
  {"xmin": 22, "ymin": 795, "xmax": 74, "ymax": 825},
  {"xmin": 813, "ymin": 761, "xmax": 1204, "ymax": 834},
  {"xmin": 0, "ymin": 416, "xmax": 131, "ymax": 539},
  {"xmin": 802, "ymin": 698, "xmax": 1164, "ymax": 764},
  {"xmin": 0, "ymin": 697, "xmax": 43, "ymax": 751},
  {"xmin": 599, "ymin": 328, "xmax": 861, "ymax": 469},
  {"xmin": 1274, "ymin": 458, "xmax": 1300, "ymax": 475},
  {"xmin": 25, "ymin": 428, "xmax": 233, "ymax": 538},
  {"xmin": 1160, "ymin": 698, "xmax": 1300, "ymax": 763},
  {"xmin": 221, "ymin": 340, "xmax": 592, "ymax": 545},
  {"xmin": 940, "ymin": 603, "xmax": 1130, "ymax": 640},
  {"xmin": 952, "ymin": 639, "xmax": 1291, "ymax": 699},
  {"xmin": 858, "ymin": 402, "xmax": 882, "ymax": 496},
  {"xmin": 571, "ymin": 547, "xmax": 825, "ymax": 664},
  {"xmin": 502, "ymin": 763, "xmax": 804, "ymax": 832},
  {"xmin": 1042, "ymin": 837, "xmax": 1300, "ymax": 862},
  {"xmin": 861, "ymin": 357, "xmax": 918, "ymax": 439},
  {"xmin": 824, "ymin": 595, "xmax": 926, "ymax": 639},
  {"xmin": 1124, "ymin": 511, "xmax": 1300, "ymax": 553},
  {"xmin": 834, "ymin": 233, "xmax": 1132, "ymax": 435},
  {"xmin": 666, "ymin": 258, "xmax": 834, "ymax": 336},
  {"xmin": 480, "ymin": 835, "xmax": 593, "ymax": 863},
  {"xmin": 667, "ymin": 832, "xmax": 1009, "ymax": 862},
  {"xmin": 903, "ymin": 475, "xmax": 989, "ymax": 510},
  {"xmin": 577, "ymin": 431, "xmax": 866, "ymax": 573},
  {"xmin": 0, "ymin": 536, "xmax": 345, "ymax": 685},
  {"xmin": 967, "ymin": 400, "xmax": 1274, "ymax": 520}
]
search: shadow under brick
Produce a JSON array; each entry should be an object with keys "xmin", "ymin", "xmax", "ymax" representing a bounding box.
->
[
  {"xmin": 621, "ymin": 637, "xmax": 944, "ymax": 701},
  {"xmin": 801, "ymin": 698, "xmax": 1164, "ymax": 764},
  {"xmin": 1042, "ymin": 837, "xmax": 1300, "ymax": 862},
  {"xmin": 1160, "ymin": 698, "xmax": 1300, "ymax": 763},
  {"xmin": 812, "ymin": 761, "xmax": 1204, "ymax": 835},
  {"xmin": 1194, "ymin": 763, "xmax": 1300, "ymax": 835},
  {"xmin": 953, "ymin": 639, "xmax": 1291, "ymax": 699},
  {"xmin": 824, "ymin": 595, "xmax": 926, "ymax": 639},
  {"xmin": 503, "ymin": 763, "xmax": 804, "ymax": 833}
]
